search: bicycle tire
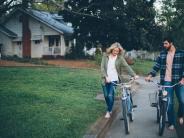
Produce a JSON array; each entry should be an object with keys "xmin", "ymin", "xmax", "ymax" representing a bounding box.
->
[
  {"xmin": 156, "ymin": 106, "xmax": 160, "ymax": 123},
  {"xmin": 129, "ymin": 111, "xmax": 134, "ymax": 122},
  {"xmin": 158, "ymin": 101, "xmax": 167, "ymax": 136},
  {"xmin": 122, "ymin": 100, "xmax": 130, "ymax": 134}
]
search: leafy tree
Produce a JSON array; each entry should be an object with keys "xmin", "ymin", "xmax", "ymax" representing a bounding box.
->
[
  {"xmin": 61, "ymin": 0, "xmax": 162, "ymax": 54},
  {"xmin": 170, "ymin": 0, "xmax": 184, "ymax": 49},
  {"xmin": 157, "ymin": 0, "xmax": 184, "ymax": 49}
]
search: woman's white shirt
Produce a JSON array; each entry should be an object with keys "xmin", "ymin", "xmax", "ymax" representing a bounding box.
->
[{"xmin": 107, "ymin": 55, "xmax": 118, "ymax": 82}]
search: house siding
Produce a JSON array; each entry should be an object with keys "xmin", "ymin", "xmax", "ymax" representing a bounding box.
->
[
  {"xmin": 31, "ymin": 41, "xmax": 42, "ymax": 58},
  {"xmin": 0, "ymin": 33, "xmax": 14, "ymax": 56},
  {"xmin": 5, "ymin": 13, "xmax": 22, "ymax": 38},
  {"xmin": 29, "ymin": 18, "xmax": 60, "ymax": 36}
]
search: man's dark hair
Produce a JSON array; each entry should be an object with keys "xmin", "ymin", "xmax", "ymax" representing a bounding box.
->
[{"xmin": 163, "ymin": 36, "xmax": 173, "ymax": 43}]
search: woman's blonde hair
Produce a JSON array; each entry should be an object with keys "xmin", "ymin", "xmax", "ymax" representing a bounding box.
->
[{"xmin": 106, "ymin": 42, "xmax": 123, "ymax": 55}]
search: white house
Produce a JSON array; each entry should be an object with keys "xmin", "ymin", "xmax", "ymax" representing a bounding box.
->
[{"xmin": 0, "ymin": 8, "xmax": 74, "ymax": 58}]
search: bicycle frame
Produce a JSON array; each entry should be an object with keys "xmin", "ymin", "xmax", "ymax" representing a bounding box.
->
[
  {"xmin": 112, "ymin": 80, "xmax": 134, "ymax": 134},
  {"xmin": 121, "ymin": 84, "xmax": 133, "ymax": 115},
  {"xmin": 150, "ymin": 81, "xmax": 179, "ymax": 136}
]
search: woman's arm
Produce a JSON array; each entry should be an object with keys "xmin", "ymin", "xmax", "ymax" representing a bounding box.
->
[{"xmin": 100, "ymin": 53, "xmax": 108, "ymax": 78}]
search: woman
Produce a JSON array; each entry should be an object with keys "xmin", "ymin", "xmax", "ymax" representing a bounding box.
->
[{"xmin": 101, "ymin": 42, "xmax": 138, "ymax": 118}]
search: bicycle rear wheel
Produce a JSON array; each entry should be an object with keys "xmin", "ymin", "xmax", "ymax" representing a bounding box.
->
[
  {"xmin": 156, "ymin": 106, "xmax": 160, "ymax": 123},
  {"xmin": 122, "ymin": 100, "xmax": 130, "ymax": 134},
  {"xmin": 158, "ymin": 101, "xmax": 167, "ymax": 136}
]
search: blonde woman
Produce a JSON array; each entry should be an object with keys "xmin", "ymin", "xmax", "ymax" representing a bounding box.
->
[{"xmin": 101, "ymin": 42, "xmax": 138, "ymax": 118}]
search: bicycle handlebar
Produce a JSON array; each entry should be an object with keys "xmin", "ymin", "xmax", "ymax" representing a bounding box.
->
[
  {"xmin": 149, "ymin": 80, "xmax": 179, "ymax": 88},
  {"xmin": 111, "ymin": 78, "xmax": 134, "ymax": 87}
]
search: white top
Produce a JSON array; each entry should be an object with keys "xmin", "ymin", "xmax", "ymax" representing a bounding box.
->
[{"xmin": 107, "ymin": 55, "xmax": 119, "ymax": 82}]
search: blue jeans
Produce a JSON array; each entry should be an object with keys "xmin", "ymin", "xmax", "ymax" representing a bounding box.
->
[
  {"xmin": 175, "ymin": 84, "xmax": 184, "ymax": 118},
  {"xmin": 164, "ymin": 81, "xmax": 175, "ymax": 125},
  {"xmin": 102, "ymin": 82, "xmax": 117, "ymax": 112}
]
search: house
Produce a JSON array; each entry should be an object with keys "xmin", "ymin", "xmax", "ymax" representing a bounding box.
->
[{"xmin": 0, "ymin": 8, "xmax": 74, "ymax": 58}]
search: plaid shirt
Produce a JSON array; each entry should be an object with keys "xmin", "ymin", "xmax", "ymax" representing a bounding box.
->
[{"xmin": 149, "ymin": 49, "xmax": 184, "ymax": 84}]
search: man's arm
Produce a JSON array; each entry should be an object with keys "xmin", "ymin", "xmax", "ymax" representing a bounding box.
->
[{"xmin": 145, "ymin": 55, "xmax": 161, "ymax": 81}]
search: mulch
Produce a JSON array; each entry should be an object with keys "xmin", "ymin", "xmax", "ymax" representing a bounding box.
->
[{"xmin": 0, "ymin": 59, "xmax": 98, "ymax": 69}]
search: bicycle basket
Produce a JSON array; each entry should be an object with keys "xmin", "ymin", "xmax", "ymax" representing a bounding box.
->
[{"xmin": 149, "ymin": 91, "xmax": 157, "ymax": 107}]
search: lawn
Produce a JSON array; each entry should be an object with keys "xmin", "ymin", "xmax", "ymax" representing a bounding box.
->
[
  {"xmin": 131, "ymin": 58, "xmax": 155, "ymax": 75},
  {"xmin": 0, "ymin": 67, "xmax": 104, "ymax": 138}
]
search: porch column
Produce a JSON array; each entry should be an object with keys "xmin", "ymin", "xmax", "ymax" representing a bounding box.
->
[{"xmin": 60, "ymin": 35, "xmax": 66, "ymax": 56}]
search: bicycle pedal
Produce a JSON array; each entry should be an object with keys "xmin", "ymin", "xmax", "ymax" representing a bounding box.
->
[
  {"xmin": 133, "ymin": 105, "xmax": 137, "ymax": 108},
  {"xmin": 151, "ymin": 103, "xmax": 157, "ymax": 107}
]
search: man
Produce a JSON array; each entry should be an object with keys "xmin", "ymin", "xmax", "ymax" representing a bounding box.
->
[{"xmin": 145, "ymin": 37, "xmax": 184, "ymax": 130}]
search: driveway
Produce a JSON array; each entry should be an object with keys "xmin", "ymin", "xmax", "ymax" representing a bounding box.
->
[{"xmin": 106, "ymin": 77, "xmax": 178, "ymax": 138}]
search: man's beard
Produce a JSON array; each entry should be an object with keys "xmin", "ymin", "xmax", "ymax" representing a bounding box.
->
[{"xmin": 165, "ymin": 45, "xmax": 172, "ymax": 51}]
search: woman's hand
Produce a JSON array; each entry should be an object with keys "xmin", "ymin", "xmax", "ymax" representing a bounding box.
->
[
  {"xmin": 105, "ymin": 77, "xmax": 111, "ymax": 83},
  {"xmin": 134, "ymin": 75, "xmax": 139, "ymax": 79}
]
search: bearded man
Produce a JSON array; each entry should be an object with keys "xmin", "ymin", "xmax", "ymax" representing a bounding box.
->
[{"xmin": 145, "ymin": 37, "xmax": 184, "ymax": 130}]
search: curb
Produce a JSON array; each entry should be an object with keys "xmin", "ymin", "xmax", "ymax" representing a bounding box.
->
[
  {"xmin": 83, "ymin": 101, "xmax": 120, "ymax": 138},
  {"xmin": 83, "ymin": 81, "xmax": 140, "ymax": 138}
]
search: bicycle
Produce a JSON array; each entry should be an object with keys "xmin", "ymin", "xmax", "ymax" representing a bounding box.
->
[
  {"xmin": 112, "ymin": 79, "xmax": 135, "ymax": 134},
  {"xmin": 149, "ymin": 80, "xmax": 179, "ymax": 136}
]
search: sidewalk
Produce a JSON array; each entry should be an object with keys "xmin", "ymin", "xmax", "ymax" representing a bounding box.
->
[
  {"xmin": 106, "ymin": 77, "xmax": 177, "ymax": 138},
  {"xmin": 84, "ymin": 77, "xmax": 179, "ymax": 138}
]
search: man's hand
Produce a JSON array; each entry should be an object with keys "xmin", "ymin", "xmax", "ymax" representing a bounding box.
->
[
  {"xmin": 180, "ymin": 78, "xmax": 184, "ymax": 85},
  {"xmin": 145, "ymin": 75, "xmax": 152, "ymax": 82}
]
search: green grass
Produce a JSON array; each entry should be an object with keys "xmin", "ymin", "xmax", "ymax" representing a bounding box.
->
[
  {"xmin": 0, "ymin": 67, "xmax": 104, "ymax": 138},
  {"xmin": 131, "ymin": 59, "xmax": 155, "ymax": 75}
]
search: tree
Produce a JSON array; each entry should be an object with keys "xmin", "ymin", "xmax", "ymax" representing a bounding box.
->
[
  {"xmin": 156, "ymin": 0, "xmax": 184, "ymax": 49},
  {"xmin": 170, "ymin": 0, "xmax": 184, "ymax": 49},
  {"xmin": 61, "ymin": 0, "xmax": 161, "ymax": 53}
]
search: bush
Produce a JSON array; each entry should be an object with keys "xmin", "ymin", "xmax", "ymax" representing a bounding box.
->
[
  {"xmin": 65, "ymin": 42, "xmax": 85, "ymax": 59},
  {"xmin": 94, "ymin": 49, "xmax": 102, "ymax": 66}
]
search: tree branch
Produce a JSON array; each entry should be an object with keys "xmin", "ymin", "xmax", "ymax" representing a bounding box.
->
[{"xmin": 47, "ymin": 0, "xmax": 104, "ymax": 20}]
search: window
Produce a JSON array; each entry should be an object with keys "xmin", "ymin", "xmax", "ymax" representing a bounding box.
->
[
  {"xmin": 17, "ymin": 41, "xmax": 22, "ymax": 45},
  {"xmin": 48, "ymin": 36, "xmax": 60, "ymax": 47},
  {"xmin": 65, "ymin": 40, "xmax": 69, "ymax": 46},
  {"xmin": 56, "ymin": 38, "xmax": 59, "ymax": 46},
  {"xmin": 0, "ymin": 44, "xmax": 2, "ymax": 53},
  {"xmin": 34, "ymin": 40, "xmax": 41, "ymax": 44},
  {"xmin": 49, "ymin": 36, "xmax": 55, "ymax": 47}
]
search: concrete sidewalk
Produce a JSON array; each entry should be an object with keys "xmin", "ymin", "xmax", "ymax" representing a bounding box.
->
[{"xmin": 106, "ymin": 77, "xmax": 177, "ymax": 138}]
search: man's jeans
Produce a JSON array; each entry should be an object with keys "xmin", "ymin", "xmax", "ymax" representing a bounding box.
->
[
  {"xmin": 164, "ymin": 81, "xmax": 175, "ymax": 125},
  {"xmin": 165, "ymin": 81, "xmax": 184, "ymax": 125},
  {"xmin": 175, "ymin": 84, "xmax": 184, "ymax": 118},
  {"xmin": 102, "ymin": 82, "xmax": 117, "ymax": 112}
]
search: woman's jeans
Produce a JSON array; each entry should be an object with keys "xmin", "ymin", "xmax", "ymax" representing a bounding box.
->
[
  {"xmin": 102, "ymin": 82, "xmax": 117, "ymax": 112},
  {"xmin": 164, "ymin": 81, "xmax": 184, "ymax": 126}
]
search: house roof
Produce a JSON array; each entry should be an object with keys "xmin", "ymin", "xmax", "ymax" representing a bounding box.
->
[
  {"xmin": 22, "ymin": 8, "xmax": 74, "ymax": 35},
  {"xmin": 3, "ymin": 8, "xmax": 74, "ymax": 36},
  {"xmin": 0, "ymin": 24, "xmax": 17, "ymax": 37}
]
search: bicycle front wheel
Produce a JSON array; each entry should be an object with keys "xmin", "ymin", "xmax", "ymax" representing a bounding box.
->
[
  {"xmin": 158, "ymin": 101, "xmax": 167, "ymax": 136},
  {"xmin": 122, "ymin": 100, "xmax": 130, "ymax": 134}
]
